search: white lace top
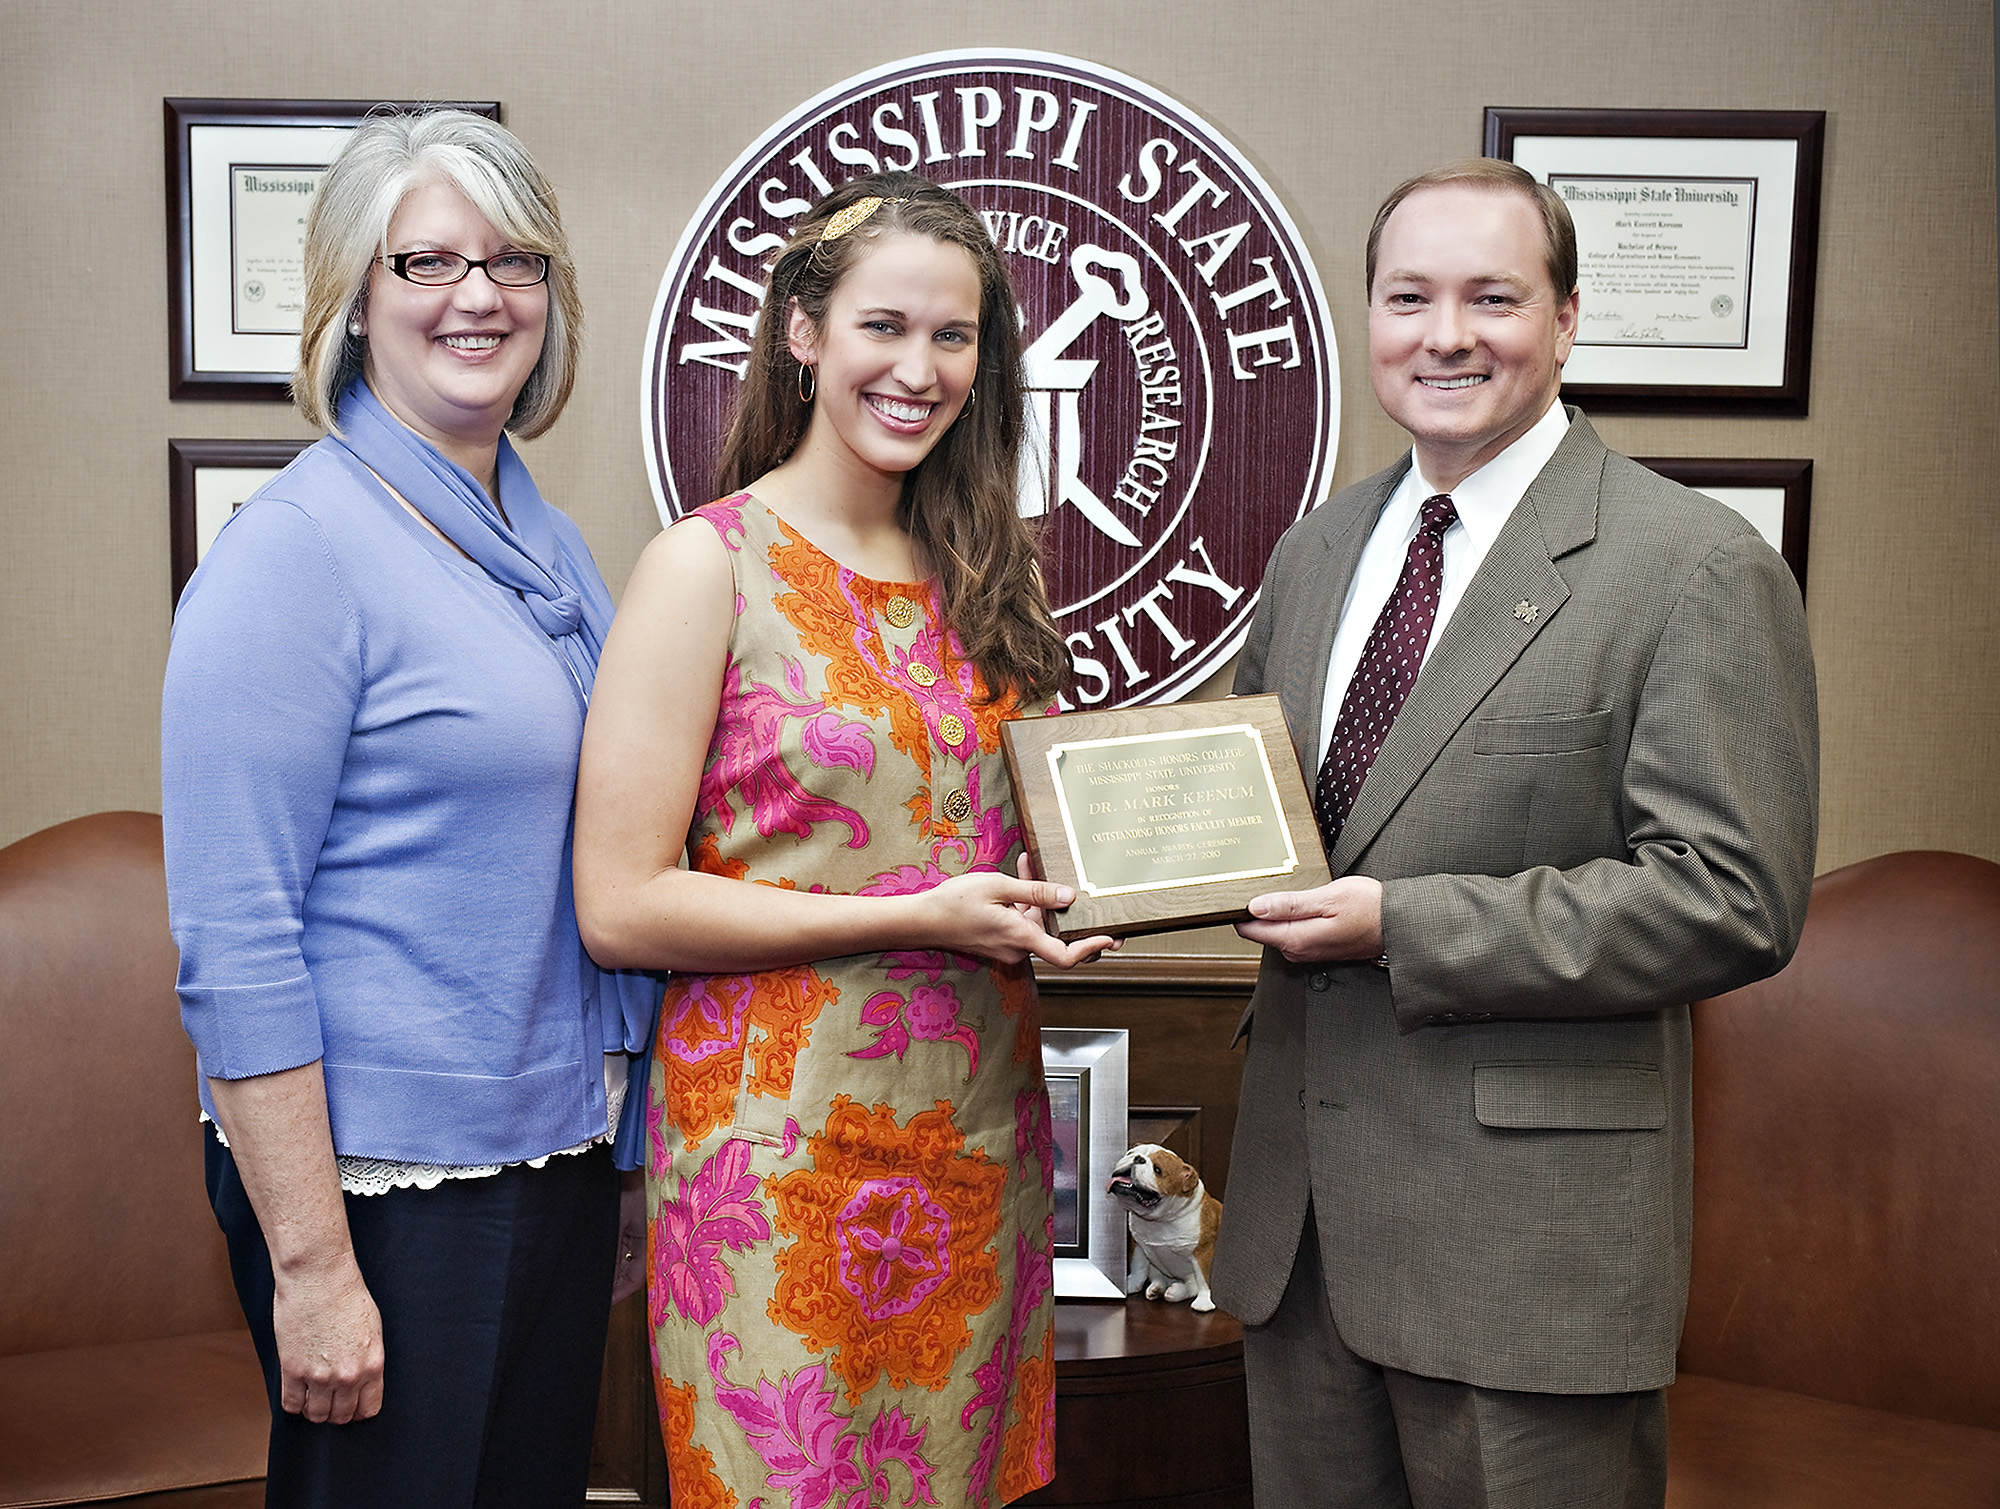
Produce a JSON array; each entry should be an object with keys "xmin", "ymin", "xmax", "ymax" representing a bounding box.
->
[{"xmin": 208, "ymin": 1053, "xmax": 628, "ymax": 1196}]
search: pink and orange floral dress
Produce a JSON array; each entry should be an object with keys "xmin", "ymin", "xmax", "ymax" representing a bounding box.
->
[{"xmin": 645, "ymin": 496, "xmax": 1057, "ymax": 1509}]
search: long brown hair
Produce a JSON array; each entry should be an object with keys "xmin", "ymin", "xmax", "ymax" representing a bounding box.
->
[{"xmin": 714, "ymin": 171, "xmax": 1068, "ymax": 706}]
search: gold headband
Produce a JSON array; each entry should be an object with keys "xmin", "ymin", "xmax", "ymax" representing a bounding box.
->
[{"xmin": 819, "ymin": 195, "xmax": 898, "ymax": 243}]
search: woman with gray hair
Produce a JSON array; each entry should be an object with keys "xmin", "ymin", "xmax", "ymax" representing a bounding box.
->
[{"xmin": 161, "ymin": 109, "xmax": 657, "ymax": 1507}]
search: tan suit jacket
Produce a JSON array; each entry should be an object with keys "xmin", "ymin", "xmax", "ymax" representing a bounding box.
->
[{"xmin": 1212, "ymin": 410, "xmax": 1819, "ymax": 1393}]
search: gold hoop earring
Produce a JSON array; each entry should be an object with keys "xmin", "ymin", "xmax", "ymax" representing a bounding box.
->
[
  {"xmin": 798, "ymin": 364, "xmax": 815, "ymax": 404},
  {"xmin": 965, "ymin": 386, "xmax": 976, "ymax": 411}
]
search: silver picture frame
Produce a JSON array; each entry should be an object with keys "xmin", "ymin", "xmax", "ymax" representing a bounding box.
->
[{"xmin": 1042, "ymin": 1026, "xmax": 1130, "ymax": 1300}]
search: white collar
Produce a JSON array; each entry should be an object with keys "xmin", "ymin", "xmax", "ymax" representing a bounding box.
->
[{"xmin": 1405, "ymin": 399, "xmax": 1570, "ymax": 541}]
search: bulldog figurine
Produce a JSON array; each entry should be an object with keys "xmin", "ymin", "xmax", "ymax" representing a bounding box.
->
[{"xmin": 1106, "ymin": 1143, "xmax": 1223, "ymax": 1312}]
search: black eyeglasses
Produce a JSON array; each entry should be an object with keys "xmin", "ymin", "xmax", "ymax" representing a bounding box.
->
[{"xmin": 380, "ymin": 250, "xmax": 550, "ymax": 288}]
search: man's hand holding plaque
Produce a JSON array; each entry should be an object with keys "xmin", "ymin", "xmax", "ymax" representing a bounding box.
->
[{"xmin": 1000, "ymin": 695, "xmax": 1332, "ymax": 941}]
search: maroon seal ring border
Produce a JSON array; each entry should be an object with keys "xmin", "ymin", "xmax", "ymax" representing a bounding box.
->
[{"xmin": 642, "ymin": 48, "xmax": 1339, "ymax": 709}]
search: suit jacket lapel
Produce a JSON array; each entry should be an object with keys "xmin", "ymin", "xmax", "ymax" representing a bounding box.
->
[
  {"xmin": 1272, "ymin": 464, "xmax": 1403, "ymax": 775},
  {"xmin": 1329, "ymin": 411, "xmax": 1608, "ymax": 874}
]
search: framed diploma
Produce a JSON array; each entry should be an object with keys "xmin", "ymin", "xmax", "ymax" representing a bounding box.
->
[
  {"xmin": 1636, "ymin": 456, "xmax": 1813, "ymax": 596},
  {"xmin": 1484, "ymin": 108, "xmax": 1824, "ymax": 415},
  {"xmin": 166, "ymin": 99, "xmax": 501, "ymax": 399},
  {"xmin": 1002, "ymin": 695, "xmax": 1331, "ymax": 942},
  {"xmin": 168, "ymin": 438, "xmax": 312, "ymax": 604}
]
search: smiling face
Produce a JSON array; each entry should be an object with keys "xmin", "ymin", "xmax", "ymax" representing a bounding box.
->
[
  {"xmin": 357, "ymin": 177, "xmax": 549, "ymax": 471},
  {"xmin": 1368, "ymin": 183, "xmax": 1579, "ymax": 491},
  {"xmin": 786, "ymin": 231, "xmax": 982, "ymax": 493}
]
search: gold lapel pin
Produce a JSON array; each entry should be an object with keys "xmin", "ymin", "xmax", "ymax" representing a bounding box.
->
[{"xmin": 1514, "ymin": 601, "xmax": 1540, "ymax": 624}]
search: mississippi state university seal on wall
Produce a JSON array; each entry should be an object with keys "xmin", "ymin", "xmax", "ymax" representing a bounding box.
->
[{"xmin": 642, "ymin": 49, "xmax": 1338, "ymax": 708}]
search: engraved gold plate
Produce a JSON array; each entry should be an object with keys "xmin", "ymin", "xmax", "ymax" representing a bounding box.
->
[
  {"xmin": 941, "ymin": 789, "xmax": 972, "ymax": 823},
  {"xmin": 907, "ymin": 662, "xmax": 938, "ymax": 687},
  {"xmin": 938, "ymin": 714, "xmax": 967, "ymax": 747},
  {"xmin": 883, "ymin": 596, "xmax": 919, "ymax": 629},
  {"xmin": 1047, "ymin": 726, "xmax": 1295, "ymax": 896}
]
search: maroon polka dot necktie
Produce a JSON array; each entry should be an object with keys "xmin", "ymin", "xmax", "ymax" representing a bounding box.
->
[{"xmin": 1314, "ymin": 493, "xmax": 1460, "ymax": 853}]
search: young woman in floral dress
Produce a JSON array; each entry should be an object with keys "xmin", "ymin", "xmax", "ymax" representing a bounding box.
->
[{"xmin": 575, "ymin": 172, "xmax": 1113, "ymax": 1508}]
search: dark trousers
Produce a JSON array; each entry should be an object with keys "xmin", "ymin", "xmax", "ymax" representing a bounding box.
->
[
  {"xmin": 208, "ymin": 1128, "xmax": 620, "ymax": 1509},
  {"xmin": 1241, "ymin": 1210, "xmax": 1667, "ymax": 1509}
]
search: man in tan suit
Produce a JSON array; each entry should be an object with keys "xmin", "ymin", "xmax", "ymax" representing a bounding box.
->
[{"xmin": 1213, "ymin": 159, "xmax": 1819, "ymax": 1506}]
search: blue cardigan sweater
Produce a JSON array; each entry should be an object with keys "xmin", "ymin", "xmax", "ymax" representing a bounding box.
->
[{"xmin": 164, "ymin": 439, "xmax": 641, "ymax": 1167}]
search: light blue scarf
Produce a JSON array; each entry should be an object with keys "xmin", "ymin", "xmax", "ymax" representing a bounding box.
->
[{"xmin": 329, "ymin": 378, "xmax": 608, "ymax": 707}]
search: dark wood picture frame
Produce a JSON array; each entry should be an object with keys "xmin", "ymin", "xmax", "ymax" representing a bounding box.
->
[
  {"xmin": 1484, "ymin": 107, "xmax": 1825, "ymax": 416},
  {"xmin": 166, "ymin": 98, "xmax": 501, "ymax": 399},
  {"xmin": 1636, "ymin": 456, "xmax": 1813, "ymax": 595},
  {"xmin": 168, "ymin": 437, "xmax": 311, "ymax": 604}
]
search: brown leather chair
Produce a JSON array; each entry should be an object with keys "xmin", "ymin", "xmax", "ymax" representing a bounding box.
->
[
  {"xmin": 1668, "ymin": 850, "xmax": 2000, "ymax": 1506},
  {"xmin": 0, "ymin": 812, "xmax": 266, "ymax": 1507}
]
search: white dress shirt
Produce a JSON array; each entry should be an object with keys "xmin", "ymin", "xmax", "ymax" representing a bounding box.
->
[{"xmin": 1316, "ymin": 400, "xmax": 1571, "ymax": 761}]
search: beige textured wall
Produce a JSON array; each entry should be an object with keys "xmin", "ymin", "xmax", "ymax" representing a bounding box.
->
[{"xmin": 3, "ymin": 0, "xmax": 1995, "ymax": 874}]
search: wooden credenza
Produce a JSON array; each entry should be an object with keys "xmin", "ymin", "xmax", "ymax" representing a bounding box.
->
[
  {"xmin": 1029, "ymin": 954, "xmax": 1257, "ymax": 1507},
  {"xmin": 1021, "ymin": 1300, "xmax": 1251, "ymax": 1509}
]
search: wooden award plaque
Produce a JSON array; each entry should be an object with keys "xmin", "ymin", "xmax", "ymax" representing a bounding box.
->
[{"xmin": 1000, "ymin": 696, "xmax": 1331, "ymax": 941}]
